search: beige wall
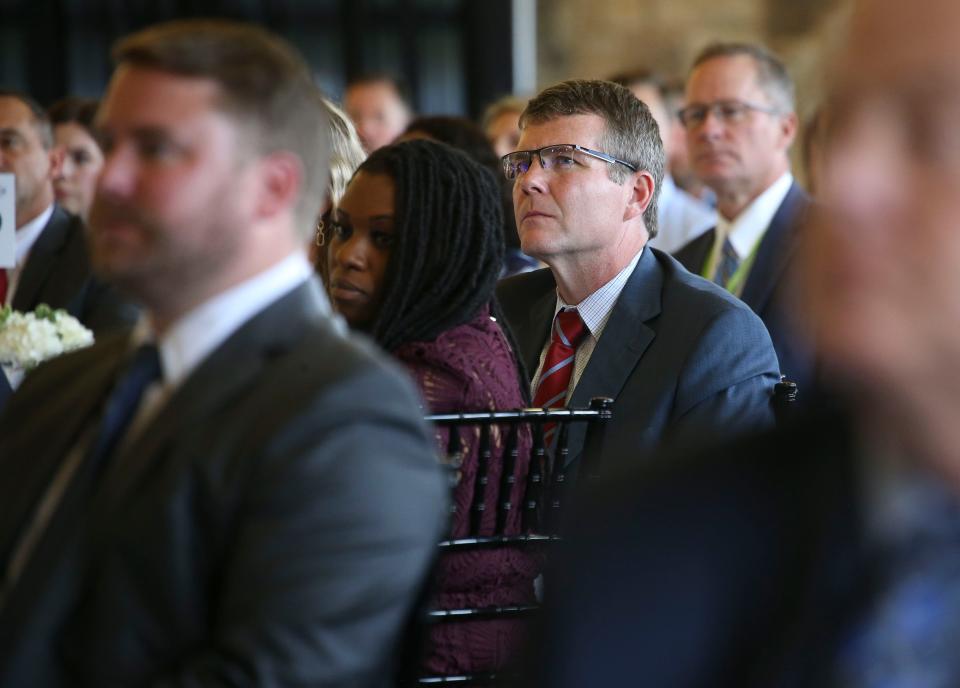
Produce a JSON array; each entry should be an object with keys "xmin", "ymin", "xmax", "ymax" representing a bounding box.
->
[{"xmin": 536, "ymin": 0, "xmax": 852, "ymax": 122}]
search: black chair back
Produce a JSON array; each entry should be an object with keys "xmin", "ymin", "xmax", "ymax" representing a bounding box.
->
[{"xmin": 412, "ymin": 397, "xmax": 613, "ymax": 686}]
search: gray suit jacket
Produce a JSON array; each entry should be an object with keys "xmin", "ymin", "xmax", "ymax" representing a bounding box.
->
[
  {"xmin": 0, "ymin": 278, "xmax": 448, "ymax": 687},
  {"xmin": 497, "ymin": 247, "xmax": 781, "ymax": 468}
]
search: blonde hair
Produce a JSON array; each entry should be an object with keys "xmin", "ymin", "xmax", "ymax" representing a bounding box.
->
[{"xmin": 321, "ymin": 97, "xmax": 366, "ymax": 211}]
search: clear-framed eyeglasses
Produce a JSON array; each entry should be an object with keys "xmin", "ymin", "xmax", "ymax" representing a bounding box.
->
[
  {"xmin": 676, "ymin": 99, "xmax": 781, "ymax": 130},
  {"xmin": 501, "ymin": 143, "xmax": 638, "ymax": 180}
]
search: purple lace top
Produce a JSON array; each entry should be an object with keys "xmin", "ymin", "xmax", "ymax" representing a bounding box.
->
[{"xmin": 394, "ymin": 306, "xmax": 540, "ymax": 675}]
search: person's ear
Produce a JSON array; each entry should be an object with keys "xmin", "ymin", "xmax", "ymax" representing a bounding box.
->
[
  {"xmin": 254, "ymin": 151, "xmax": 303, "ymax": 220},
  {"xmin": 779, "ymin": 111, "xmax": 799, "ymax": 151},
  {"xmin": 623, "ymin": 169, "xmax": 655, "ymax": 224}
]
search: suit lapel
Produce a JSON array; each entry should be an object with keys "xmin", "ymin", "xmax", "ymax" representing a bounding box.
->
[
  {"xmin": 675, "ymin": 228, "xmax": 716, "ymax": 276},
  {"xmin": 11, "ymin": 207, "xmax": 71, "ymax": 312},
  {"xmin": 516, "ymin": 280, "xmax": 557, "ymax": 376},
  {"xmin": 0, "ymin": 333, "xmax": 128, "ymax": 573},
  {"xmin": 95, "ymin": 281, "xmax": 330, "ymax": 507},
  {"xmin": 563, "ymin": 250, "xmax": 661, "ymax": 466},
  {"xmin": 739, "ymin": 183, "xmax": 810, "ymax": 313}
]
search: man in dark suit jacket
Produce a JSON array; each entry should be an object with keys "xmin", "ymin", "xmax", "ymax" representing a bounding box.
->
[
  {"xmin": 0, "ymin": 92, "xmax": 137, "ymax": 408},
  {"xmin": 529, "ymin": 0, "xmax": 960, "ymax": 683},
  {"xmin": 674, "ymin": 43, "xmax": 813, "ymax": 392},
  {"xmin": 0, "ymin": 21, "xmax": 448, "ymax": 687},
  {"xmin": 497, "ymin": 79, "xmax": 780, "ymax": 470}
]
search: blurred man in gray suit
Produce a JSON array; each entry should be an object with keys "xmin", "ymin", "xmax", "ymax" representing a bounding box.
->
[{"xmin": 0, "ymin": 20, "xmax": 447, "ymax": 687}]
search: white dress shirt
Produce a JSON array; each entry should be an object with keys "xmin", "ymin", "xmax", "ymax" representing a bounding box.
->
[
  {"xmin": 127, "ymin": 250, "xmax": 326, "ymax": 437},
  {"xmin": 531, "ymin": 248, "xmax": 644, "ymax": 402}
]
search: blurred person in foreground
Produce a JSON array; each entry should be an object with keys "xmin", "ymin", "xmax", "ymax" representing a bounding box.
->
[
  {"xmin": 327, "ymin": 139, "xmax": 537, "ymax": 675},
  {"xmin": 530, "ymin": 1, "xmax": 960, "ymax": 684},
  {"xmin": 0, "ymin": 19, "xmax": 447, "ymax": 687},
  {"xmin": 48, "ymin": 97, "xmax": 103, "ymax": 221}
]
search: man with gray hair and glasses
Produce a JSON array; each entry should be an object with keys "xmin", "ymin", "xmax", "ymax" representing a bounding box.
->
[
  {"xmin": 497, "ymin": 79, "xmax": 780, "ymax": 475},
  {"xmin": 675, "ymin": 43, "xmax": 814, "ymax": 395}
]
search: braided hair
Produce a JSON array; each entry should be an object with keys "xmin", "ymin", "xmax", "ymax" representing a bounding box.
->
[{"xmin": 359, "ymin": 139, "xmax": 504, "ymax": 354}]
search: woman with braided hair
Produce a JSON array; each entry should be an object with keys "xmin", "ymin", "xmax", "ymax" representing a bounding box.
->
[{"xmin": 327, "ymin": 138, "xmax": 537, "ymax": 675}]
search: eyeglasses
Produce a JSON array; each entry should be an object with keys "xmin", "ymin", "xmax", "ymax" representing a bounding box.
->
[
  {"xmin": 676, "ymin": 99, "xmax": 781, "ymax": 129},
  {"xmin": 501, "ymin": 144, "xmax": 638, "ymax": 180}
]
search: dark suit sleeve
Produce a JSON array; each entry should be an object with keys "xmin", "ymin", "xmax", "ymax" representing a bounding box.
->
[
  {"xmin": 150, "ymin": 364, "xmax": 448, "ymax": 688},
  {"xmin": 668, "ymin": 304, "xmax": 781, "ymax": 449}
]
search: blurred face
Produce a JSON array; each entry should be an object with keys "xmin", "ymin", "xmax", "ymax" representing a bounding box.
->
[
  {"xmin": 805, "ymin": 0, "xmax": 960, "ymax": 409},
  {"xmin": 487, "ymin": 109, "xmax": 522, "ymax": 158},
  {"xmin": 0, "ymin": 96, "xmax": 58, "ymax": 227},
  {"xmin": 512, "ymin": 114, "xmax": 640, "ymax": 265},
  {"xmin": 327, "ymin": 171, "xmax": 396, "ymax": 329},
  {"xmin": 53, "ymin": 122, "xmax": 104, "ymax": 219},
  {"xmin": 344, "ymin": 81, "xmax": 410, "ymax": 154},
  {"xmin": 684, "ymin": 55, "xmax": 795, "ymax": 206},
  {"xmin": 628, "ymin": 84, "xmax": 670, "ymax": 157},
  {"xmin": 90, "ymin": 66, "xmax": 261, "ymax": 307}
]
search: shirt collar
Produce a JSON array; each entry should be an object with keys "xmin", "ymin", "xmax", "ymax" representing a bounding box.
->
[
  {"xmin": 554, "ymin": 247, "xmax": 644, "ymax": 339},
  {"xmin": 15, "ymin": 204, "xmax": 54, "ymax": 266},
  {"xmin": 133, "ymin": 251, "xmax": 322, "ymax": 389},
  {"xmin": 717, "ymin": 172, "xmax": 793, "ymax": 260}
]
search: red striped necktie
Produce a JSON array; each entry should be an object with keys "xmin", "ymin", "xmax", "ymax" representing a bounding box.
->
[
  {"xmin": 533, "ymin": 308, "xmax": 588, "ymax": 443},
  {"xmin": 0, "ymin": 269, "xmax": 8, "ymax": 306}
]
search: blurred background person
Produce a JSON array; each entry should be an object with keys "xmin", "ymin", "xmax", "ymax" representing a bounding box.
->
[
  {"xmin": 610, "ymin": 69, "xmax": 716, "ymax": 254},
  {"xmin": 674, "ymin": 43, "xmax": 814, "ymax": 393},
  {"xmin": 399, "ymin": 115, "xmax": 538, "ymax": 277},
  {"xmin": 343, "ymin": 73, "xmax": 412, "ymax": 154},
  {"xmin": 528, "ymin": 0, "xmax": 960, "ymax": 685},
  {"xmin": 312, "ymin": 97, "xmax": 365, "ymax": 275},
  {"xmin": 47, "ymin": 97, "xmax": 103, "ymax": 221},
  {"xmin": 662, "ymin": 76, "xmax": 716, "ymax": 206},
  {"xmin": 482, "ymin": 94, "xmax": 526, "ymax": 159},
  {"xmin": 327, "ymin": 139, "xmax": 538, "ymax": 676}
]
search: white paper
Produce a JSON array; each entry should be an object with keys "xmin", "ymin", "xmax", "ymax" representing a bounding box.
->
[{"xmin": 0, "ymin": 173, "xmax": 14, "ymax": 269}]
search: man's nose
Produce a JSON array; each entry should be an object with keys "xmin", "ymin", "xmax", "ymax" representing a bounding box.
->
[{"xmin": 97, "ymin": 146, "xmax": 136, "ymax": 197}]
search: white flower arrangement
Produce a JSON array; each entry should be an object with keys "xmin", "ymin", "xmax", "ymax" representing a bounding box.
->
[{"xmin": 0, "ymin": 304, "xmax": 94, "ymax": 370}]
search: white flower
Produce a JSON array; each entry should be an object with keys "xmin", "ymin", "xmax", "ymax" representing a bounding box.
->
[{"xmin": 0, "ymin": 305, "xmax": 94, "ymax": 369}]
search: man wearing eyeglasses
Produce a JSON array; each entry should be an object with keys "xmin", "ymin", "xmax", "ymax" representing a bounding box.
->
[
  {"xmin": 497, "ymin": 79, "xmax": 780, "ymax": 473},
  {"xmin": 675, "ymin": 43, "xmax": 813, "ymax": 394}
]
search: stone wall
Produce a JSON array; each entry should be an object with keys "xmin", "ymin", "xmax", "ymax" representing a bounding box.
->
[{"xmin": 536, "ymin": 0, "xmax": 852, "ymax": 121}]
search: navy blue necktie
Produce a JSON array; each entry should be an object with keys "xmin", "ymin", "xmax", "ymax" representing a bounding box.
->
[
  {"xmin": 713, "ymin": 236, "xmax": 740, "ymax": 289},
  {"xmin": 85, "ymin": 343, "xmax": 162, "ymax": 469}
]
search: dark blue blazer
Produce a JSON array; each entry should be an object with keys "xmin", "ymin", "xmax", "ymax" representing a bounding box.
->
[
  {"xmin": 675, "ymin": 182, "xmax": 813, "ymax": 393},
  {"xmin": 531, "ymin": 408, "xmax": 878, "ymax": 687},
  {"xmin": 496, "ymin": 247, "xmax": 781, "ymax": 470}
]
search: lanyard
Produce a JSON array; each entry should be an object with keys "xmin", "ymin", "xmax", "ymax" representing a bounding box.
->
[{"xmin": 699, "ymin": 233, "xmax": 762, "ymax": 297}]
